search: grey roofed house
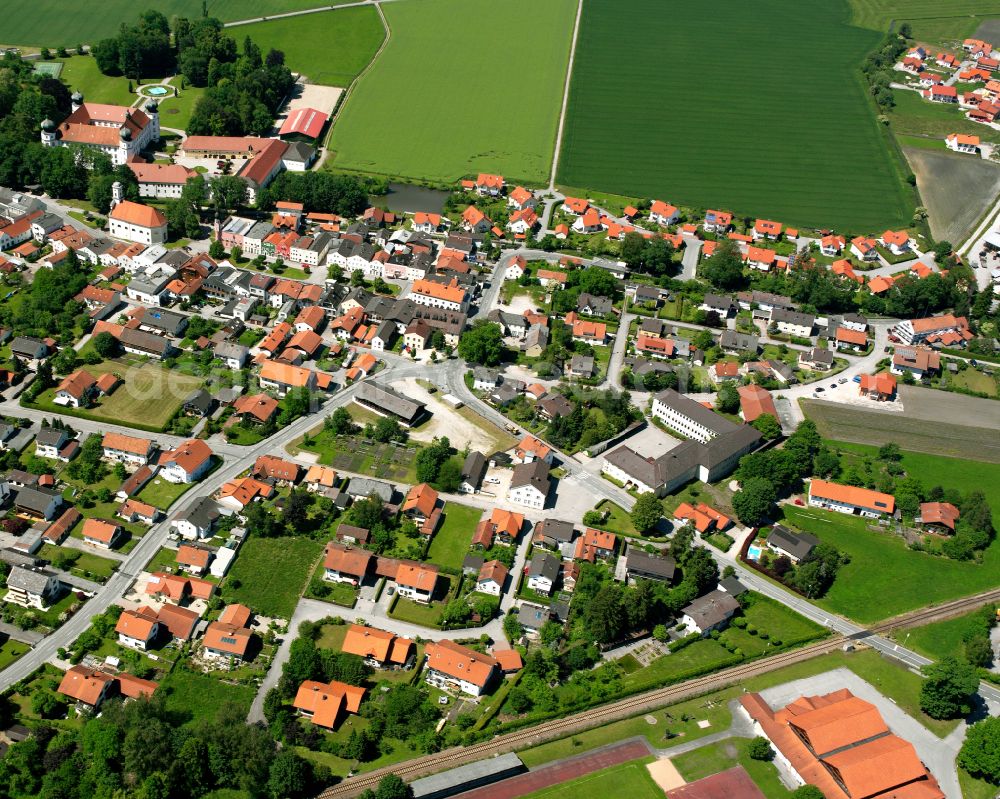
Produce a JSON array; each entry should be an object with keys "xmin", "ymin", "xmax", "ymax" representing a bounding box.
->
[
  {"xmin": 639, "ymin": 317, "xmax": 669, "ymax": 336},
  {"xmin": 183, "ymin": 389, "xmax": 213, "ymax": 416},
  {"xmin": 35, "ymin": 427, "xmax": 68, "ymax": 449},
  {"xmin": 801, "ymin": 347, "xmax": 834, "ymax": 368},
  {"xmin": 770, "ymin": 308, "xmax": 816, "ymax": 330},
  {"xmin": 137, "ymin": 307, "xmax": 188, "ymax": 337},
  {"xmin": 533, "ymin": 519, "xmax": 575, "ymax": 547},
  {"xmin": 180, "ymin": 496, "xmax": 222, "ymax": 531},
  {"xmin": 460, "ymin": 451, "xmax": 487, "ymax": 490},
  {"xmin": 522, "ymin": 324, "xmax": 549, "ymax": 352},
  {"xmin": 718, "ymin": 576, "xmax": 748, "ymax": 597},
  {"xmin": 517, "ymin": 602, "xmax": 552, "ymax": 631},
  {"xmin": 766, "ymin": 359, "xmax": 794, "ymax": 382},
  {"xmin": 682, "ymin": 589, "xmax": 741, "ymax": 631},
  {"xmin": 10, "ymin": 336, "xmax": 48, "ymax": 360},
  {"xmin": 213, "ymin": 342, "xmax": 249, "ymax": 365},
  {"xmin": 719, "ymin": 330, "xmax": 759, "ymax": 353},
  {"xmin": 626, "ymin": 549, "xmax": 676, "ymax": 582},
  {"xmin": 354, "ymin": 381, "xmax": 426, "ymax": 426},
  {"xmin": 14, "ymin": 486, "xmax": 62, "ymax": 517},
  {"xmin": 345, "ymin": 477, "xmax": 394, "ymax": 503},
  {"xmin": 118, "ymin": 327, "xmax": 173, "ymax": 358},
  {"xmin": 5, "ymin": 565, "xmax": 59, "ymax": 596},
  {"xmin": 529, "ymin": 550, "xmax": 560, "ymax": 583},
  {"xmin": 510, "ymin": 459, "xmax": 551, "ymax": 494},
  {"xmin": 538, "ymin": 394, "xmax": 573, "ymax": 419},
  {"xmin": 568, "ymin": 354, "xmax": 594, "ymax": 376},
  {"xmin": 577, "ymin": 293, "xmax": 613, "ymax": 316},
  {"xmin": 462, "ymin": 553, "xmax": 484, "ymax": 575},
  {"xmin": 766, "ymin": 525, "xmax": 819, "ymax": 562},
  {"xmin": 701, "ymin": 293, "xmax": 735, "ymax": 315}
]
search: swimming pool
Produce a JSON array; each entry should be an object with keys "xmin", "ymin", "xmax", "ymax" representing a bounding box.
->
[
  {"xmin": 747, "ymin": 545, "xmax": 763, "ymax": 561},
  {"xmin": 147, "ymin": 86, "xmax": 168, "ymax": 96}
]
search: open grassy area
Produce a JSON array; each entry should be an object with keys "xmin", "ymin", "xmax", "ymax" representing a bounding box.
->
[
  {"xmin": 235, "ymin": 7, "xmax": 384, "ymax": 87},
  {"xmin": 781, "ymin": 504, "xmax": 1000, "ymax": 624},
  {"xmin": 898, "ymin": 607, "xmax": 996, "ymax": 662},
  {"xmin": 520, "ymin": 759, "xmax": 661, "ymax": 799},
  {"xmin": 557, "ymin": 0, "xmax": 913, "ymax": 231},
  {"xmin": 159, "ymin": 667, "xmax": 256, "ymax": 725},
  {"xmin": 1, "ymin": 0, "xmax": 332, "ymax": 47},
  {"xmin": 222, "ymin": 536, "xmax": 324, "ymax": 619},
  {"xmin": 30, "ymin": 358, "xmax": 203, "ymax": 432},
  {"xmin": 426, "ymin": 502, "xmax": 481, "ymax": 571},
  {"xmin": 136, "ymin": 474, "xmax": 199, "ymax": 510},
  {"xmin": 327, "ymin": 0, "xmax": 575, "ymax": 184}
]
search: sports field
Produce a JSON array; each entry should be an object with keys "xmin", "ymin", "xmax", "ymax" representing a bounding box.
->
[
  {"xmin": 235, "ymin": 7, "xmax": 385, "ymax": 87},
  {"xmin": 557, "ymin": 0, "xmax": 913, "ymax": 231},
  {"xmin": 327, "ymin": 0, "xmax": 576, "ymax": 184}
]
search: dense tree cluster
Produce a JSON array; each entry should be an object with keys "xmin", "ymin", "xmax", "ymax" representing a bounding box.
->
[
  {"xmin": 0, "ymin": 696, "xmax": 325, "ymax": 799},
  {"xmin": 258, "ymin": 171, "xmax": 370, "ymax": 217}
]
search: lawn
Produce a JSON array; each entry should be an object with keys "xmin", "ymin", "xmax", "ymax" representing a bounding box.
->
[
  {"xmin": 327, "ymin": 0, "xmax": 576, "ymax": 184},
  {"xmin": 0, "ymin": 638, "xmax": 30, "ymax": 670},
  {"xmin": 557, "ymin": 0, "xmax": 913, "ymax": 231},
  {"xmin": 55, "ymin": 55, "xmax": 134, "ymax": 105},
  {"xmin": 235, "ymin": 7, "xmax": 385, "ymax": 87},
  {"xmin": 136, "ymin": 474, "xmax": 198, "ymax": 510},
  {"xmin": 223, "ymin": 536, "xmax": 324, "ymax": 620},
  {"xmin": 159, "ymin": 667, "xmax": 256, "ymax": 725},
  {"xmin": 1, "ymin": 0, "xmax": 332, "ymax": 47},
  {"xmin": 29, "ymin": 358, "xmax": 204, "ymax": 432},
  {"xmin": 520, "ymin": 759, "xmax": 661, "ymax": 799},
  {"xmin": 426, "ymin": 502, "xmax": 482, "ymax": 571},
  {"xmin": 781, "ymin": 504, "xmax": 1000, "ymax": 624}
]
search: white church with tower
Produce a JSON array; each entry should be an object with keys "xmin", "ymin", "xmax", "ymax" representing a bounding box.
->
[{"xmin": 41, "ymin": 92, "xmax": 160, "ymax": 166}]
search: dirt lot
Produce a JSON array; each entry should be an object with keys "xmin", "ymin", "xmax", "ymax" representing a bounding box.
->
[
  {"xmin": 802, "ymin": 385, "xmax": 1000, "ymax": 461},
  {"xmin": 392, "ymin": 377, "xmax": 512, "ymax": 453},
  {"xmin": 904, "ymin": 147, "xmax": 1000, "ymax": 243}
]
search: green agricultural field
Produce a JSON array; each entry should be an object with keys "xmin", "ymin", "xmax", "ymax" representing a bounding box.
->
[
  {"xmin": 0, "ymin": 0, "xmax": 328, "ymax": 48},
  {"xmin": 223, "ymin": 536, "xmax": 324, "ymax": 619},
  {"xmin": 557, "ymin": 0, "xmax": 913, "ymax": 231},
  {"xmin": 327, "ymin": 0, "xmax": 576, "ymax": 185},
  {"xmin": 781, "ymin": 505, "xmax": 1000, "ymax": 623},
  {"xmin": 234, "ymin": 7, "xmax": 385, "ymax": 87},
  {"xmin": 848, "ymin": 0, "xmax": 1000, "ymax": 44}
]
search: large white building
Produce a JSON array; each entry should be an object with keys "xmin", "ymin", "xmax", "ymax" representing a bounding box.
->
[
  {"xmin": 108, "ymin": 195, "xmax": 167, "ymax": 246},
  {"xmin": 41, "ymin": 95, "xmax": 160, "ymax": 166}
]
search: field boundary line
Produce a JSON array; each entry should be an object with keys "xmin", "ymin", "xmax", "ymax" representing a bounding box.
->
[
  {"xmin": 322, "ymin": 0, "xmax": 392, "ymax": 153},
  {"xmin": 548, "ymin": 0, "xmax": 583, "ymax": 191}
]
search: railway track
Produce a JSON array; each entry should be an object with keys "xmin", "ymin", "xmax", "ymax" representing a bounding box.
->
[{"xmin": 317, "ymin": 588, "xmax": 1000, "ymax": 798}]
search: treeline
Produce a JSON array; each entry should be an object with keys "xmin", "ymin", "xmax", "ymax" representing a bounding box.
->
[{"xmin": 0, "ymin": 695, "xmax": 327, "ymax": 799}]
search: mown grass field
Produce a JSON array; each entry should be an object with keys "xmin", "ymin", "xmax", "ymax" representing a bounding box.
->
[
  {"xmin": 1, "ymin": 0, "xmax": 328, "ymax": 47},
  {"xmin": 557, "ymin": 0, "xmax": 913, "ymax": 231},
  {"xmin": 223, "ymin": 536, "xmax": 324, "ymax": 620},
  {"xmin": 234, "ymin": 7, "xmax": 385, "ymax": 87},
  {"xmin": 327, "ymin": 0, "xmax": 575, "ymax": 184}
]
